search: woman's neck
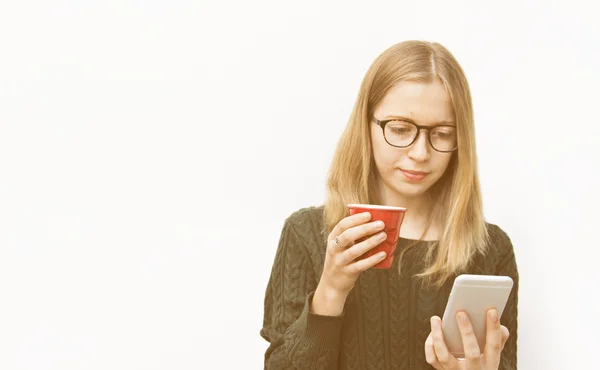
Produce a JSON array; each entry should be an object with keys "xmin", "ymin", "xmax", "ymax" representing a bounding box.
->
[{"xmin": 375, "ymin": 185, "xmax": 439, "ymax": 240}]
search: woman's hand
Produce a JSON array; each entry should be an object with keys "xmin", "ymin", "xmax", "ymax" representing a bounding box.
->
[
  {"xmin": 312, "ymin": 211, "xmax": 388, "ymax": 315},
  {"xmin": 424, "ymin": 309, "xmax": 510, "ymax": 370}
]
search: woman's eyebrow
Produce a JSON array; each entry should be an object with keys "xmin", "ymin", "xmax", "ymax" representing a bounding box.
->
[{"xmin": 383, "ymin": 114, "xmax": 455, "ymax": 125}]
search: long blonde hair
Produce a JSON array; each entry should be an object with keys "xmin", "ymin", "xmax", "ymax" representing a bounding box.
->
[{"xmin": 324, "ymin": 40, "xmax": 489, "ymax": 287}]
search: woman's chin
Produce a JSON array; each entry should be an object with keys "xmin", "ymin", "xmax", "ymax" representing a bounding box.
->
[{"xmin": 388, "ymin": 186, "xmax": 427, "ymax": 200}]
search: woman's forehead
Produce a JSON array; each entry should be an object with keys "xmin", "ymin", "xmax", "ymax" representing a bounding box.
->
[{"xmin": 375, "ymin": 81, "xmax": 455, "ymax": 124}]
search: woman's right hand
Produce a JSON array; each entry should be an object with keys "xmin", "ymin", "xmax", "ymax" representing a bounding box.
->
[{"xmin": 311, "ymin": 211, "xmax": 388, "ymax": 315}]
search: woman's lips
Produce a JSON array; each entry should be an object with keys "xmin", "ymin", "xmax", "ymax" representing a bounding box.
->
[{"xmin": 400, "ymin": 169, "xmax": 429, "ymax": 181}]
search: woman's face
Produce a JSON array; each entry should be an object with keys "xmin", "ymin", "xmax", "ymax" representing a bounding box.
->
[{"xmin": 370, "ymin": 80, "xmax": 455, "ymax": 203}]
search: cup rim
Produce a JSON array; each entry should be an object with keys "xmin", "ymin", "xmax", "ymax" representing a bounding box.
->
[{"xmin": 347, "ymin": 203, "xmax": 407, "ymax": 211}]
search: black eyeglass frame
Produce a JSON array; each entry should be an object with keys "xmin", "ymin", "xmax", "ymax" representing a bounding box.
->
[{"xmin": 372, "ymin": 118, "xmax": 459, "ymax": 153}]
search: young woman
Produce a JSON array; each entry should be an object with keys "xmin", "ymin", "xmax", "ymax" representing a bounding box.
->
[{"xmin": 260, "ymin": 40, "xmax": 519, "ymax": 370}]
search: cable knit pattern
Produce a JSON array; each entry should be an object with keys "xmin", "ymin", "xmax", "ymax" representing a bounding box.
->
[
  {"xmin": 494, "ymin": 230, "xmax": 519, "ymax": 370},
  {"xmin": 359, "ymin": 269, "xmax": 386, "ymax": 370},
  {"xmin": 387, "ymin": 246, "xmax": 410, "ymax": 370},
  {"xmin": 261, "ymin": 206, "xmax": 519, "ymax": 369}
]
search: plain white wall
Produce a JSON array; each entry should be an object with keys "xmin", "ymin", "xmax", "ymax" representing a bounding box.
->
[{"xmin": 1, "ymin": 1, "xmax": 599, "ymax": 369}]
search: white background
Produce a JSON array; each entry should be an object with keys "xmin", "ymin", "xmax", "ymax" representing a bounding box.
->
[{"xmin": 1, "ymin": 1, "xmax": 599, "ymax": 369}]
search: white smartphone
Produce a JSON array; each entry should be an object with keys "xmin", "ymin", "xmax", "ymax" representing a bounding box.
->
[{"xmin": 441, "ymin": 274, "xmax": 514, "ymax": 358}]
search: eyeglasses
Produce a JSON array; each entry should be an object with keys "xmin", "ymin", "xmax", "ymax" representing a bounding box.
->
[{"xmin": 372, "ymin": 118, "xmax": 458, "ymax": 153}]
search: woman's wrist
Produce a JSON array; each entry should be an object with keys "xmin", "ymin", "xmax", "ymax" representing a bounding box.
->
[{"xmin": 311, "ymin": 283, "xmax": 348, "ymax": 316}]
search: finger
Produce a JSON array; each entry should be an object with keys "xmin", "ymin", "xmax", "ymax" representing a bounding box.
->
[
  {"xmin": 455, "ymin": 311, "xmax": 483, "ymax": 369},
  {"xmin": 330, "ymin": 211, "xmax": 372, "ymax": 241},
  {"xmin": 430, "ymin": 316, "xmax": 460, "ymax": 369},
  {"xmin": 482, "ymin": 309, "xmax": 504, "ymax": 370},
  {"xmin": 335, "ymin": 219, "xmax": 385, "ymax": 250},
  {"xmin": 346, "ymin": 250, "xmax": 386, "ymax": 274},
  {"xmin": 328, "ymin": 217, "xmax": 376, "ymax": 251},
  {"xmin": 424, "ymin": 333, "xmax": 443, "ymax": 369},
  {"xmin": 340, "ymin": 230, "xmax": 387, "ymax": 264},
  {"xmin": 500, "ymin": 325, "xmax": 510, "ymax": 350}
]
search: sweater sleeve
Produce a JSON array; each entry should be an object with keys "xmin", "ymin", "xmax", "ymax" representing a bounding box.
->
[
  {"xmin": 495, "ymin": 231, "xmax": 519, "ymax": 370},
  {"xmin": 260, "ymin": 215, "xmax": 345, "ymax": 369}
]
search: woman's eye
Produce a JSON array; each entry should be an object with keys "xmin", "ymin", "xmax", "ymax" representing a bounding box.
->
[{"xmin": 432, "ymin": 130, "xmax": 454, "ymax": 138}]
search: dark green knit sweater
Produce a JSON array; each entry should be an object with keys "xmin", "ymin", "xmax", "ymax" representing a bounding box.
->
[{"xmin": 261, "ymin": 206, "xmax": 519, "ymax": 369}]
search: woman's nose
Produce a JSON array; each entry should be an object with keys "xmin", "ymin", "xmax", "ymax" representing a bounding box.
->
[{"xmin": 407, "ymin": 130, "xmax": 431, "ymax": 162}]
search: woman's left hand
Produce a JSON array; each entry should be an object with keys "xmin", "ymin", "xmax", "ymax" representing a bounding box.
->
[{"xmin": 424, "ymin": 309, "xmax": 510, "ymax": 370}]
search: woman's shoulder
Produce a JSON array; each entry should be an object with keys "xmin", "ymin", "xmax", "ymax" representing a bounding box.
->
[
  {"xmin": 285, "ymin": 205, "xmax": 325, "ymax": 234},
  {"xmin": 483, "ymin": 222, "xmax": 515, "ymax": 258},
  {"xmin": 278, "ymin": 205, "xmax": 328, "ymax": 267},
  {"xmin": 465, "ymin": 222, "xmax": 517, "ymax": 275},
  {"xmin": 285, "ymin": 204, "xmax": 325, "ymax": 224}
]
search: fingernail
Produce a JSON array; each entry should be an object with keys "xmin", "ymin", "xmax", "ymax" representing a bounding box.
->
[
  {"xmin": 378, "ymin": 232, "xmax": 387, "ymax": 240},
  {"xmin": 489, "ymin": 309, "xmax": 498, "ymax": 323},
  {"xmin": 378, "ymin": 252, "xmax": 386, "ymax": 259},
  {"xmin": 458, "ymin": 312, "xmax": 468, "ymax": 324},
  {"xmin": 431, "ymin": 317, "xmax": 440, "ymax": 328},
  {"xmin": 375, "ymin": 220, "xmax": 385, "ymax": 228}
]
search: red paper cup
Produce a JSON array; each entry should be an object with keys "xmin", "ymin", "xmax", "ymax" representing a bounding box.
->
[{"xmin": 347, "ymin": 204, "xmax": 407, "ymax": 269}]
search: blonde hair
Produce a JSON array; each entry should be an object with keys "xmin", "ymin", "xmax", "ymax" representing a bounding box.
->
[{"xmin": 324, "ymin": 40, "xmax": 489, "ymax": 287}]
